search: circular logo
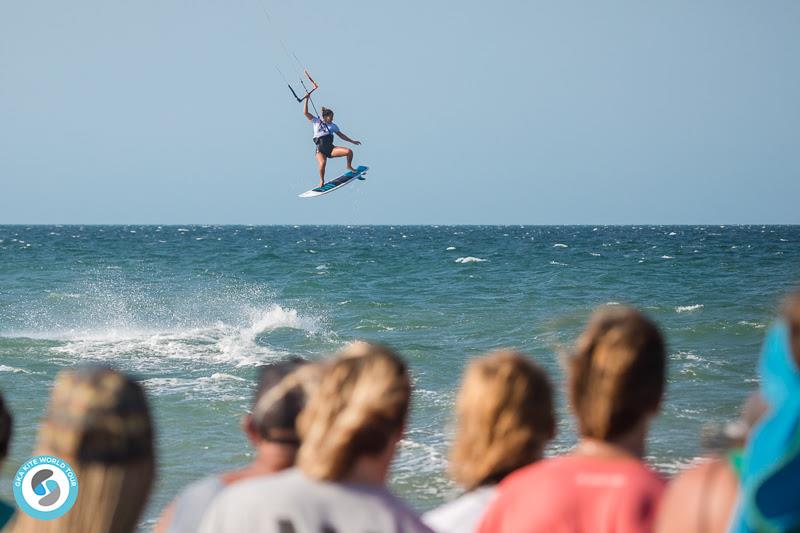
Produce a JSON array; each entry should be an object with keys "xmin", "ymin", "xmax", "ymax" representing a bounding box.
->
[{"xmin": 13, "ymin": 455, "xmax": 79, "ymax": 521}]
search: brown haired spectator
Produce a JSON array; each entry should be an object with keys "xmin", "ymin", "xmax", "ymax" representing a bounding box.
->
[
  {"xmin": 155, "ymin": 359, "xmax": 320, "ymax": 533},
  {"xmin": 479, "ymin": 306, "xmax": 667, "ymax": 533}
]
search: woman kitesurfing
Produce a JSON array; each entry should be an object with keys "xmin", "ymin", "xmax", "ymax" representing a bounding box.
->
[
  {"xmin": 254, "ymin": 1, "xmax": 367, "ymax": 195},
  {"xmin": 303, "ymin": 93, "xmax": 362, "ymax": 187}
]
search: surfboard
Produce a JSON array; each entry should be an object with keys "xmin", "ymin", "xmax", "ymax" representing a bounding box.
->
[{"xmin": 298, "ymin": 165, "xmax": 368, "ymax": 198}]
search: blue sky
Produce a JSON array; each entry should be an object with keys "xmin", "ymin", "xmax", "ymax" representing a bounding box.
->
[{"xmin": 1, "ymin": 0, "xmax": 798, "ymax": 224}]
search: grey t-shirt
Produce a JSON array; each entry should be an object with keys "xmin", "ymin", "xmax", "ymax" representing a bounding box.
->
[
  {"xmin": 422, "ymin": 486, "xmax": 496, "ymax": 533},
  {"xmin": 168, "ymin": 475, "xmax": 226, "ymax": 533},
  {"xmin": 199, "ymin": 468, "xmax": 433, "ymax": 533}
]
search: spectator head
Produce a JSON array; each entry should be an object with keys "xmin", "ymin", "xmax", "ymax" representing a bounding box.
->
[
  {"xmin": 569, "ymin": 306, "xmax": 666, "ymax": 443},
  {"xmin": 449, "ymin": 350, "xmax": 555, "ymax": 490},
  {"xmin": 247, "ymin": 359, "xmax": 318, "ymax": 446},
  {"xmin": 0, "ymin": 392, "xmax": 11, "ymax": 462},
  {"xmin": 782, "ymin": 291, "xmax": 800, "ymax": 367},
  {"xmin": 297, "ymin": 342, "xmax": 410, "ymax": 482},
  {"xmin": 13, "ymin": 366, "xmax": 154, "ymax": 533}
]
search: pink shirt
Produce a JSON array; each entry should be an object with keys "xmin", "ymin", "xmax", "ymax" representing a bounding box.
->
[{"xmin": 478, "ymin": 455, "xmax": 666, "ymax": 533}]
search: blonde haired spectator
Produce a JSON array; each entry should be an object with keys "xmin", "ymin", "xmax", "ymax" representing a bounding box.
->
[
  {"xmin": 200, "ymin": 342, "xmax": 433, "ymax": 533},
  {"xmin": 480, "ymin": 306, "xmax": 667, "ymax": 533},
  {"xmin": 425, "ymin": 350, "xmax": 555, "ymax": 533},
  {"xmin": 11, "ymin": 366, "xmax": 154, "ymax": 533}
]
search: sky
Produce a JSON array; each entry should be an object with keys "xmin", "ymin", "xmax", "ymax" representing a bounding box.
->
[{"xmin": 1, "ymin": 0, "xmax": 798, "ymax": 225}]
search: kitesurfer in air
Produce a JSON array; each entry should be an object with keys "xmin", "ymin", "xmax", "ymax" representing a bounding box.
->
[{"xmin": 303, "ymin": 94, "xmax": 361, "ymax": 187}]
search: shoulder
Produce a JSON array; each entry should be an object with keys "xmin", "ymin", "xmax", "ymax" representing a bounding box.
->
[
  {"xmin": 199, "ymin": 471, "xmax": 299, "ymax": 533},
  {"xmin": 424, "ymin": 487, "xmax": 497, "ymax": 533},
  {"xmin": 211, "ymin": 469, "xmax": 298, "ymax": 509},
  {"xmin": 165, "ymin": 475, "xmax": 225, "ymax": 533},
  {"xmin": 655, "ymin": 457, "xmax": 738, "ymax": 533},
  {"xmin": 0, "ymin": 500, "xmax": 14, "ymax": 528},
  {"xmin": 498, "ymin": 457, "xmax": 567, "ymax": 491},
  {"xmin": 360, "ymin": 484, "xmax": 433, "ymax": 528}
]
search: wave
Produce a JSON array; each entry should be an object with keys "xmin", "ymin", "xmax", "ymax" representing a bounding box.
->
[
  {"xmin": 0, "ymin": 364, "xmax": 34, "ymax": 374},
  {"xmin": 676, "ymin": 304, "xmax": 704, "ymax": 313},
  {"xmin": 16, "ymin": 304, "xmax": 321, "ymax": 368},
  {"xmin": 446, "ymin": 246, "xmax": 456, "ymax": 251},
  {"xmin": 455, "ymin": 257, "xmax": 486, "ymax": 263},
  {"xmin": 553, "ymin": 243, "xmax": 568, "ymax": 248},
  {"xmin": 738, "ymin": 320, "xmax": 766, "ymax": 329},
  {"xmin": 141, "ymin": 372, "xmax": 250, "ymax": 400}
]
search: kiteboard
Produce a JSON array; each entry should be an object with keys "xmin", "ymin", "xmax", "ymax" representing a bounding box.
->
[{"xmin": 298, "ymin": 165, "xmax": 368, "ymax": 198}]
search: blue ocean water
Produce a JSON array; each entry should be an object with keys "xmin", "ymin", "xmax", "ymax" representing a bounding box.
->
[{"xmin": 1, "ymin": 225, "xmax": 798, "ymax": 529}]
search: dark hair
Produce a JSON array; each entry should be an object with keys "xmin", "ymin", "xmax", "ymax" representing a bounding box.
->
[
  {"xmin": 0, "ymin": 392, "xmax": 11, "ymax": 459},
  {"xmin": 321, "ymin": 107, "xmax": 334, "ymax": 118},
  {"xmin": 251, "ymin": 359, "xmax": 309, "ymax": 443},
  {"xmin": 569, "ymin": 306, "xmax": 666, "ymax": 442},
  {"xmin": 783, "ymin": 291, "xmax": 800, "ymax": 367}
]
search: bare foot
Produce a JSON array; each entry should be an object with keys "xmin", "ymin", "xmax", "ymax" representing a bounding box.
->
[{"xmin": 318, "ymin": 180, "xmax": 325, "ymax": 188}]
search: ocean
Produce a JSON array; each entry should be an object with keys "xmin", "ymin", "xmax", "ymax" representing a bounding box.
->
[{"xmin": 1, "ymin": 225, "xmax": 798, "ymax": 529}]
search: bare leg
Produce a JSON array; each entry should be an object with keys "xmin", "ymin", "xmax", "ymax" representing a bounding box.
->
[
  {"xmin": 316, "ymin": 152, "xmax": 327, "ymax": 187},
  {"xmin": 330, "ymin": 146, "xmax": 356, "ymax": 172}
]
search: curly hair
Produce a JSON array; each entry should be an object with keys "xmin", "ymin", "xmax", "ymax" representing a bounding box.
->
[{"xmin": 297, "ymin": 343, "xmax": 410, "ymax": 481}]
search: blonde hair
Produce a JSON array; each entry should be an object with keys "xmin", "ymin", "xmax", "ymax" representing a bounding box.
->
[
  {"xmin": 449, "ymin": 350, "xmax": 555, "ymax": 490},
  {"xmin": 12, "ymin": 366, "xmax": 154, "ymax": 533},
  {"xmin": 297, "ymin": 343, "xmax": 410, "ymax": 481},
  {"xmin": 569, "ymin": 306, "xmax": 665, "ymax": 442}
]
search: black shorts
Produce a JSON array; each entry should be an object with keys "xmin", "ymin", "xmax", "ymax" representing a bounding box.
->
[{"xmin": 314, "ymin": 134, "xmax": 334, "ymax": 158}]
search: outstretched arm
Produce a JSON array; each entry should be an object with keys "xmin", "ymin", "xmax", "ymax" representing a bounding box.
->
[
  {"xmin": 335, "ymin": 131, "xmax": 361, "ymax": 145},
  {"xmin": 303, "ymin": 95, "xmax": 314, "ymax": 121}
]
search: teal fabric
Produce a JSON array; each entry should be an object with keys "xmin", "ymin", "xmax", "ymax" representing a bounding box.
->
[
  {"xmin": 732, "ymin": 323, "xmax": 800, "ymax": 533},
  {"xmin": 0, "ymin": 500, "xmax": 14, "ymax": 530}
]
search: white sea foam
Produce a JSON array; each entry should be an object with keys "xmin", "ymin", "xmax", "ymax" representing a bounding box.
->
[
  {"xmin": 0, "ymin": 365, "xmax": 31, "ymax": 374},
  {"xmin": 590, "ymin": 252, "xmax": 601, "ymax": 257},
  {"xmin": 141, "ymin": 373, "xmax": 249, "ymax": 399},
  {"xmin": 668, "ymin": 232, "xmax": 677, "ymax": 236},
  {"xmin": 446, "ymin": 246, "xmax": 456, "ymax": 251},
  {"xmin": 455, "ymin": 257, "xmax": 487, "ymax": 263},
  {"xmin": 553, "ymin": 243, "xmax": 568, "ymax": 248},
  {"xmin": 42, "ymin": 304, "xmax": 320, "ymax": 368},
  {"xmin": 661, "ymin": 255, "xmax": 675, "ymax": 259},
  {"xmin": 676, "ymin": 304, "xmax": 704, "ymax": 313},
  {"xmin": 549, "ymin": 261, "xmax": 568, "ymax": 266},
  {"xmin": 738, "ymin": 320, "xmax": 766, "ymax": 329}
]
